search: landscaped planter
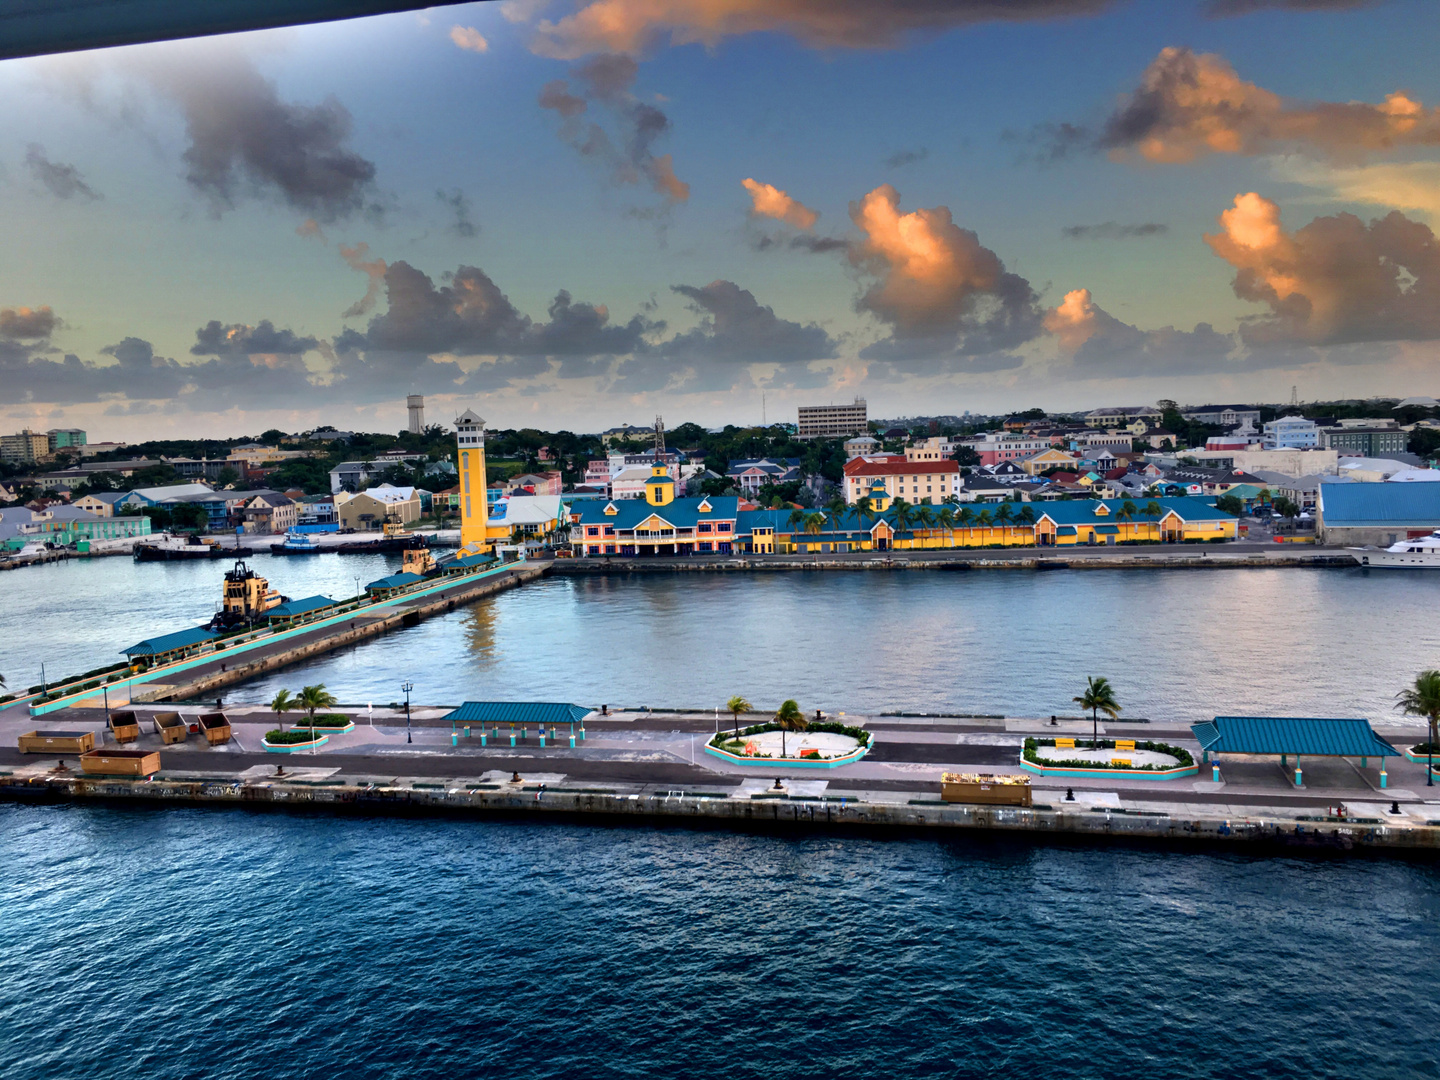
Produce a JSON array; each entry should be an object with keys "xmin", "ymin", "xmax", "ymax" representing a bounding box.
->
[
  {"xmin": 292, "ymin": 715, "xmax": 356, "ymax": 734},
  {"xmin": 261, "ymin": 731, "xmax": 330, "ymax": 753},
  {"xmin": 1018, "ymin": 737, "xmax": 1198, "ymax": 781},
  {"xmin": 706, "ymin": 721, "xmax": 872, "ymax": 769},
  {"xmin": 1403, "ymin": 744, "xmax": 1440, "ymax": 765}
]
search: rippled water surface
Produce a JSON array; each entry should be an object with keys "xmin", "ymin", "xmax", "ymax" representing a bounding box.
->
[
  {"xmin": 2, "ymin": 804, "xmax": 1438, "ymax": 1080},
  {"xmin": 3, "ymin": 559, "xmax": 1439, "ymax": 723}
]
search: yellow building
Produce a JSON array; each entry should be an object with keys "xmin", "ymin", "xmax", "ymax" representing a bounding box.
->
[{"xmin": 456, "ymin": 409, "xmax": 490, "ymax": 551}]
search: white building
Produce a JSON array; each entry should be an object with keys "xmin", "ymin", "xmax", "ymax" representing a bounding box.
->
[
  {"xmin": 1262, "ymin": 416, "xmax": 1321, "ymax": 449},
  {"xmin": 904, "ymin": 436, "xmax": 955, "ymax": 461}
]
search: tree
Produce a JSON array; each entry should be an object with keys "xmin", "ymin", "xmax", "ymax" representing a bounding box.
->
[
  {"xmin": 1017, "ymin": 504, "xmax": 1036, "ymax": 527},
  {"xmin": 726, "ymin": 695, "xmax": 752, "ymax": 737},
  {"xmin": 1073, "ymin": 675, "xmax": 1121, "ymax": 748},
  {"xmin": 774, "ymin": 698, "xmax": 806, "ymax": 758},
  {"xmin": 297, "ymin": 684, "xmax": 337, "ymax": 739},
  {"xmin": 956, "ymin": 505, "xmax": 975, "ymax": 544},
  {"xmin": 1142, "ymin": 499, "xmax": 1164, "ymax": 538},
  {"xmin": 889, "ymin": 497, "xmax": 914, "ymax": 536},
  {"xmin": 270, "ymin": 688, "xmax": 295, "ymax": 732},
  {"xmin": 1215, "ymin": 494, "xmax": 1244, "ymax": 518},
  {"xmin": 825, "ymin": 494, "xmax": 848, "ymax": 521},
  {"xmin": 976, "ymin": 507, "xmax": 994, "ymax": 544},
  {"xmin": 915, "ymin": 504, "xmax": 936, "ymax": 543},
  {"xmin": 803, "ymin": 511, "xmax": 826, "ymax": 560},
  {"xmin": 993, "ymin": 501, "xmax": 1014, "ymax": 534},
  {"xmin": 215, "ymin": 466, "xmax": 241, "ymax": 488},
  {"xmin": 1397, "ymin": 670, "xmax": 1440, "ymax": 783},
  {"xmin": 853, "ymin": 495, "xmax": 876, "ymax": 526},
  {"xmin": 937, "ymin": 505, "xmax": 955, "ymax": 542}
]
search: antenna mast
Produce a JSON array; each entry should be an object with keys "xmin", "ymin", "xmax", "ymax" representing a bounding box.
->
[{"xmin": 654, "ymin": 415, "xmax": 666, "ymax": 457}]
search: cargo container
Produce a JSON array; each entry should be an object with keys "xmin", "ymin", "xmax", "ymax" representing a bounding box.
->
[
  {"xmin": 108, "ymin": 710, "xmax": 140, "ymax": 744},
  {"xmin": 80, "ymin": 748, "xmax": 161, "ymax": 777},
  {"xmin": 941, "ymin": 772, "xmax": 1032, "ymax": 807},
  {"xmin": 197, "ymin": 712, "xmax": 231, "ymax": 746},
  {"xmin": 18, "ymin": 729, "xmax": 96, "ymax": 754},
  {"xmin": 153, "ymin": 712, "xmax": 188, "ymax": 745}
]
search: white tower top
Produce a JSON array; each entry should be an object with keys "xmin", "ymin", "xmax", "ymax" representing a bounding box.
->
[{"xmin": 406, "ymin": 394, "xmax": 425, "ymax": 435}]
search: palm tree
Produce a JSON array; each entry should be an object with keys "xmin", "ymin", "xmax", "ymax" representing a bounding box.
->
[
  {"xmin": 726, "ymin": 695, "xmax": 752, "ymax": 737},
  {"xmin": 937, "ymin": 505, "xmax": 956, "ymax": 545},
  {"xmin": 956, "ymin": 505, "xmax": 975, "ymax": 545},
  {"xmin": 1017, "ymin": 504, "xmax": 1036, "ymax": 526},
  {"xmin": 1397, "ymin": 670, "xmax": 1440, "ymax": 786},
  {"xmin": 803, "ymin": 512, "xmax": 826, "ymax": 560},
  {"xmin": 994, "ymin": 502, "xmax": 1013, "ymax": 542},
  {"xmin": 297, "ymin": 683, "xmax": 338, "ymax": 740},
  {"xmin": 977, "ymin": 507, "xmax": 994, "ymax": 545},
  {"xmin": 1073, "ymin": 675, "xmax": 1122, "ymax": 748},
  {"xmin": 824, "ymin": 495, "xmax": 847, "ymax": 521},
  {"xmin": 785, "ymin": 507, "xmax": 806, "ymax": 553},
  {"xmin": 915, "ymin": 504, "xmax": 936, "ymax": 545},
  {"xmin": 270, "ymin": 688, "xmax": 295, "ymax": 732},
  {"xmin": 774, "ymin": 698, "xmax": 806, "ymax": 758},
  {"xmin": 890, "ymin": 497, "xmax": 914, "ymax": 537},
  {"xmin": 1143, "ymin": 499, "xmax": 1163, "ymax": 540}
]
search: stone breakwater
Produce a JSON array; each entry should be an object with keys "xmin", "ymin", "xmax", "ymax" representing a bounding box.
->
[{"xmin": 3, "ymin": 771, "xmax": 1434, "ymax": 854}]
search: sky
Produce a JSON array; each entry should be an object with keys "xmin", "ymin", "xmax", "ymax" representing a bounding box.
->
[{"xmin": 2, "ymin": 0, "xmax": 1440, "ymax": 440}]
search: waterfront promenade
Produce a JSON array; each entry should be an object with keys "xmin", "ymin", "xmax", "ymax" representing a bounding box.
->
[{"xmin": 5, "ymin": 704, "xmax": 1436, "ymax": 850}]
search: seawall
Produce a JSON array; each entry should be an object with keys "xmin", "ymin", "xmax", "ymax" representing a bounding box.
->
[
  {"xmin": 2, "ymin": 771, "xmax": 1431, "ymax": 853},
  {"xmin": 549, "ymin": 551, "xmax": 1354, "ymax": 573}
]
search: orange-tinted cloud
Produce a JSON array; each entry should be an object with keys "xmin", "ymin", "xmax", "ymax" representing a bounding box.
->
[
  {"xmin": 1043, "ymin": 287, "xmax": 1232, "ymax": 373},
  {"xmin": 741, "ymin": 178, "xmax": 818, "ymax": 229},
  {"xmin": 527, "ymin": 0, "xmax": 1115, "ymax": 59},
  {"xmin": 449, "ymin": 26, "xmax": 491, "ymax": 52},
  {"xmin": 1044, "ymin": 288, "xmax": 1101, "ymax": 351},
  {"xmin": 1205, "ymin": 192, "xmax": 1440, "ymax": 344},
  {"xmin": 339, "ymin": 242, "xmax": 388, "ymax": 319},
  {"xmin": 0, "ymin": 305, "xmax": 60, "ymax": 340},
  {"xmin": 1102, "ymin": 47, "xmax": 1440, "ymax": 163}
]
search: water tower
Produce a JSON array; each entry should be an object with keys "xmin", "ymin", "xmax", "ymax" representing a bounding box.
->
[{"xmin": 406, "ymin": 394, "xmax": 425, "ymax": 435}]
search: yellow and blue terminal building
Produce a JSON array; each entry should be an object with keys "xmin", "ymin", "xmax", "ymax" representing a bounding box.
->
[{"xmin": 567, "ymin": 467, "xmax": 1240, "ymax": 557}]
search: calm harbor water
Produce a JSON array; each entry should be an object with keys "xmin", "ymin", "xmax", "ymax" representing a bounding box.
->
[
  {"xmin": 2, "ymin": 803, "xmax": 1438, "ymax": 1080},
  {"xmin": 2, "ymin": 557, "xmax": 1438, "ymax": 724}
]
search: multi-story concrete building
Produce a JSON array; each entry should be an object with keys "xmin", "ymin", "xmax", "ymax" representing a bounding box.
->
[
  {"xmin": 798, "ymin": 398, "xmax": 867, "ymax": 439},
  {"xmin": 970, "ymin": 435, "xmax": 1049, "ymax": 466},
  {"xmin": 905, "ymin": 436, "xmax": 955, "ymax": 461},
  {"xmin": 47, "ymin": 428, "xmax": 87, "ymax": 452},
  {"xmin": 843, "ymin": 457, "xmax": 961, "ymax": 504},
  {"xmin": 1181, "ymin": 404, "xmax": 1262, "ymax": 428},
  {"xmin": 1, "ymin": 429, "xmax": 52, "ymax": 463},
  {"xmin": 843, "ymin": 436, "xmax": 881, "ymax": 459},
  {"xmin": 726, "ymin": 458, "xmax": 802, "ymax": 495},
  {"xmin": 1084, "ymin": 406, "xmax": 1162, "ymax": 428},
  {"xmin": 1323, "ymin": 426, "xmax": 1409, "ymax": 457},
  {"xmin": 1262, "ymin": 416, "xmax": 1321, "ymax": 449}
]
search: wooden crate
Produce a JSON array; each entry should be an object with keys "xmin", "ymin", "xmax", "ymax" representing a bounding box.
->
[
  {"xmin": 18, "ymin": 729, "xmax": 96, "ymax": 754},
  {"xmin": 108, "ymin": 710, "xmax": 140, "ymax": 744},
  {"xmin": 153, "ymin": 711, "xmax": 188, "ymax": 744},
  {"xmin": 941, "ymin": 772, "xmax": 1032, "ymax": 807},
  {"xmin": 197, "ymin": 712, "xmax": 231, "ymax": 745},
  {"xmin": 80, "ymin": 748, "xmax": 161, "ymax": 777}
]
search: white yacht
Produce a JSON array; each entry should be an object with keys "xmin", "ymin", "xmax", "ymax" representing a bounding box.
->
[{"xmin": 1351, "ymin": 530, "xmax": 1440, "ymax": 568}]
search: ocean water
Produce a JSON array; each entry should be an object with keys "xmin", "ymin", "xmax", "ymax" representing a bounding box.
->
[
  {"xmin": 3, "ymin": 560, "xmax": 1439, "ymax": 725},
  {"xmin": 2, "ymin": 803, "xmax": 1437, "ymax": 1080}
]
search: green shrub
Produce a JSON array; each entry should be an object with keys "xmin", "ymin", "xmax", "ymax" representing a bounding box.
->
[
  {"xmin": 710, "ymin": 720, "xmax": 871, "ymax": 750},
  {"xmin": 1022, "ymin": 736, "xmax": 1193, "ymax": 771},
  {"xmin": 298, "ymin": 714, "xmax": 351, "ymax": 727},
  {"xmin": 264, "ymin": 729, "xmax": 324, "ymax": 744}
]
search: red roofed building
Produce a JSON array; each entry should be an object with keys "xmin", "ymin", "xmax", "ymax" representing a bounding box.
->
[{"xmin": 843, "ymin": 456, "xmax": 961, "ymax": 504}]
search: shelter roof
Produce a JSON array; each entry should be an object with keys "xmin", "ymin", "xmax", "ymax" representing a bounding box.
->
[
  {"xmin": 442, "ymin": 702, "xmax": 592, "ymax": 726},
  {"xmin": 1191, "ymin": 716, "xmax": 1398, "ymax": 758},
  {"xmin": 1318, "ymin": 482, "xmax": 1440, "ymax": 524},
  {"xmin": 268, "ymin": 595, "xmax": 335, "ymax": 618},
  {"xmin": 366, "ymin": 572, "xmax": 424, "ymax": 590},
  {"xmin": 121, "ymin": 626, "xmax": 216, "ymax": 657}
]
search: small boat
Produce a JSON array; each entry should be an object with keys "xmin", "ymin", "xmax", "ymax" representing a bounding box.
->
[
  {"xmin": 134, "ymin": 534, "xmax": 223, "ymax": 561},
  {"xmin": 1350, "ymin": 530, "xmax": 1440, "ymax": 568},
  {"xmin": 270, "ymin": 529, "xmax": 322, "ymax": 555}
]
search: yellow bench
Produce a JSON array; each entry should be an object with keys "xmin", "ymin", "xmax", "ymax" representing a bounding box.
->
[
  {"xmin": 1112, "ymin": 757, "xmax": 1132, "ymax": 767},
  {"xmin": 1056, "ymin": 738, "xmax": 1076, "ymax": 749},
  {"xmin": 1116, "ymin": 739, "xmax": 1135, "ymax": 751}
]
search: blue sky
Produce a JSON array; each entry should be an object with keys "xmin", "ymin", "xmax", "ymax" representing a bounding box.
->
[{"xmin": 2, "ymin": 0, "xmax": 1439, "ymax": 438}]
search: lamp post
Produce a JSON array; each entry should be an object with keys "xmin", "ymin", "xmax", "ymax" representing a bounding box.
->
[{"xmin": 403, "ymin": 681, "xmax": 414, "ymax": 744}]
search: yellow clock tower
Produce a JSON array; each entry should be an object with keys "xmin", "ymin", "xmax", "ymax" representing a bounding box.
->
[{"xmin": 456, "ymin": 409, "xmax": 490, "ymax": 552}]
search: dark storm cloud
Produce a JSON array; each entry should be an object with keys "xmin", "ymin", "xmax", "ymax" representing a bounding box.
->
[
  {"xmin": 1206, "ymin": 0, "xmax": 1378, "ymax": 13},
  {"xmin": 149, "ymin": 51, "xmax": 378, "ymax": 221},
  {"xmin": 662, "ymin": 281, "xmax": 835, "ymax": 366},
  {"xmin": 884, "ymin": 147, "xmax": 929, "ymax": 168},
  {"xmin": 191, "ymin": 319, "xmax": 319, "ymax": 357},
  {"xmin": 752, "ymin": 233, "xmax": 849, "ymax": 254},
  {"xmin": 0, "ymin": 305, "xmax": 60, "ymax": 339},
  {"xmin": 24, "ymin": 144, "xmax": 101, "ymax": 201},
  {"xmin": 1062, "ymin": 222, "xmax": 1168, "ymax": 239}
]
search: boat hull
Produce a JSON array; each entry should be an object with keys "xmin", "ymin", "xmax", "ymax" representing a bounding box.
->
[
  {"xmin": 1350, "ymin": 550, "xmax": 1440, "ymax": 568},
  {"xmin": 270, "ymin": 545, "xmax": 322, "ymax": 555},
  {"xmin": 134, "ymin": 544, "xmax": 224, "ymax": 561}
]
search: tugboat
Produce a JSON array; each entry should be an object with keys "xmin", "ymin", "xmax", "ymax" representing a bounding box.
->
[
  {"xmin": 1350, "ymin": 530, "xmax": 1440, "ymax": 568},
  {"xmin": 134, "ymin": 533, "xmax": 224, "ymax": 561},
  {"xmin": 270, "ymin": 528, "xmax": 322, "ymax": 555},
  {"xmin": 209, "ymin": 558, "xmax": 289, "ymax": 630}
]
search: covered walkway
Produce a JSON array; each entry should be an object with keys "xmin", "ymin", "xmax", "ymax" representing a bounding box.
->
[
  {"xmin": 441, "ymin": 702, "xmax": 594, "ymax": 748},
  {"xmin": 1191, "ymin": 716, "xmax": 1400, "ymax": 789}
]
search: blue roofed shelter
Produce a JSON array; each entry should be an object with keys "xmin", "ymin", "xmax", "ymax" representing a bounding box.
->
[
  {"xmin": 121, "ymin": 626, "xmax": 217, "ymax": 665},
  {"xmin": 267, "ymin": 595, "xmax": 336, "ymax": 627},
  {"xmin": 365, "ymin": 571, "xmax": 424, "ymax": 597},
  {"xmin": 442, "ymin": 701, "xmax": 593, "ymax": 739},
  {"xmin": 1191, "ymin": 716, "xmax": 1399, "ymax": 788}
]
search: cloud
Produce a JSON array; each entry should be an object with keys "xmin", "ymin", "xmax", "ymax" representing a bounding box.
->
[
  {"xmin": 1205, "ymin": 192, "xmax": 1440, "ymax": 345},
  {"xmin": 24, "ymin": 145, "xmax": 101, "ymax": 201},
  {"xmin": 1096, "ymin": 47, "xmax": 1440, "ymax": 163},
  {"xmin": 449, "ymin": 26, "xmax": 491, "ymax": 52},
  {"xmin": 1271, "ymin": 158, "xmax": 1440, "ymax": 225},
  {"xmin": 526, "ymin": 0, "xmax": 1117, "ymax": 59},
  {"xmin": 663, "ymin": 280, "xmax": 835, "ymax": 364},
  {"xmin": 191, "ymin": 320, "xmax": 319, "ymax": 358},
  {"xmin": 296, "ymin": 218, "xmax": 327, "ymax": 242},
  {"xmin": 1044, "ymin": 287, "xmax": 1235, "ymax": 374},
  {"xmin": 1207, "ymin": 0, "xmax": 1378, "ymax": 13},
  {"xmin": 436, "ymin": 188, "xmax": 479, "ymax": 238},
  {"xmin": 147, "ymin": 48, "xmax": 378, "ymax": 220},
  {"xmin": 538, "ymin": 53, "xmax": 689, "ymax": 204},
  {"xmin": 340, "ymin": 242, "xmax": 388, "ymax": 318},
  {"xmin": 847, "ymin": 184, "xmax": 1043, "ymax": 354},
  {"xmin": 1061, "ymin": 221, "xmax": 1167, "ymax": 239},
  {"xmin": 1, "ymin": 306, "xmax": 60, "ymax": 340},
  {"xmin": 741, "ymin": 178, "xmax": 818, "ymax": 229},
  {"xmin": 885, "ymin": 147, "xmax": 929, "ymax": 168}
]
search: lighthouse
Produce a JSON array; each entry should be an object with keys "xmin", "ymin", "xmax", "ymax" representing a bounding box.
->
[{"xmin": 455, "ymin": 409, "xmax": 490, "ymax": 552}]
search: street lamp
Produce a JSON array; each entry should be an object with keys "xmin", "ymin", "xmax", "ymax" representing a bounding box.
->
[{"xmin": 403, "ymin": 681, "xmax": 414, "ymax": 744}]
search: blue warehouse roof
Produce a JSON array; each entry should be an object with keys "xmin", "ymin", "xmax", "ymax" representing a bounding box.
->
[
  {"xmin": 442, "ymin": 701, "xmax": 593, "ymax": 726},
  {"xmin": 1191, "ymin": 716, "xmax": 1399, "ymax": 758},
  {"xmin": 1037, "ymin": 495, "xmax": 1235, "ymax": 527},
  {"xmin": 572, "ymin": 495, "xmax": 740, "ymax": 530},
  {"xmin": 122, "ymin": 626, "xmax": 217, "ymax": 657},
  {"xmin": 1319, "ymin": 482, "xmax": 1440, "ymax": 525},
  {"xmin": 268, "ymin": 595, "xmax": 335, "ymax": 619}
]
